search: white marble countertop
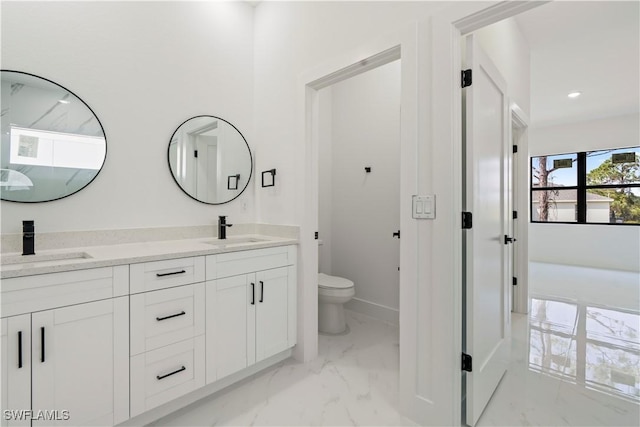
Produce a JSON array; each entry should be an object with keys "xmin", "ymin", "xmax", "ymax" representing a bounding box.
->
[{"xmin": 0, "ymin": 234, "xmax": 298, "ymax": 279}]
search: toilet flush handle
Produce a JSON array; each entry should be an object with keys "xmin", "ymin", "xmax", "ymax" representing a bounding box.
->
[{"xmin": 392, "ymin": 230, "xmax": 400, "ymax": 239}]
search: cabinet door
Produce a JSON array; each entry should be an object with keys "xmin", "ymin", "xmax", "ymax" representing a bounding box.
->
[
  {"xmin": 255, "ymin": 267, "xmax": 290, "ymax": 362},
  {"xmin": 205, "ymin": 274, "xmax": 255, "ymax": 384},
  {"xmin": 32, "ymin": 297, "xmax": 129, "ymax": 426},
  {"xmin": 1, "ymin": 315, "xmax": 31, "ymax": 427}
]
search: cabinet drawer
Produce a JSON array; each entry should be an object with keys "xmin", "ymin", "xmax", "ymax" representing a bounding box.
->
[
  {"xmin": 1, "ymin": 266, "xmax": 129, "ymax": 318},
  {"xmin": 130, "ymin": 257, "xmax": 205, "ymax": 293},
  {"xmin": 130, "ymin": 335, "xmax": 205, "ymax": 417},
  {"xmin": 207, "ymin": 245, "xmax": 296, "ymax": 279},
  {"xmin": 130, "ymin": 283, "xmax": 205, "ymax": 355}
]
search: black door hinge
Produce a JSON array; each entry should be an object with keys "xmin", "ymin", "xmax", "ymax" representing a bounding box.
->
[
  {"xmin": 194, "ymin": 150, "xmax": 198, "ymax": 158},
  {"xmin": 462, "ymin": 353, "xmax": 472, "ymax": 372},
  {"xmin": 513, "ymin": 277, "xmax": 518, "ymax": 286},
  {"xmin": 462, "ymin": 212, "xmax": 473, "ymax": 229},
  {"xmin": 513, "ymin": 144, "xmax": 518, "ymax": 153},
  {"xmin": 314, "ymin": 232, "xmax": 319, "ymax": 240},
  {"xmin": 461, "ymin": 69, "xmax": 472, "ymax": 88},
  {"xmin": 513, "ymin": 210, "xmax": 518, "ymax": 219}
]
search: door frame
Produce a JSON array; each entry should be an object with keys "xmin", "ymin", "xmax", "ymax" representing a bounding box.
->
[{"xmin": 510, "ymin": 102, "xmax": 530, "ymax": 314}]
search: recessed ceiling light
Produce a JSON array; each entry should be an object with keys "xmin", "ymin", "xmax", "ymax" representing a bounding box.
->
[
  {"xmin": 58, "ymin": 99, "xmax": 70, "ymax": 104},
  {"xmin": 567, "ymin": 91, "xmax": 582, "ymax": 99}
]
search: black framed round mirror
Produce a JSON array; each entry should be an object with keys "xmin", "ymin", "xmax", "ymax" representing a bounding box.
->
[
  {"xmin": 168, "ymin": 115, "xmax": 252, "ymax": 204},
  {"xmin": 0, "ymin": 70, "xmax": 107, "ymax": 202}
]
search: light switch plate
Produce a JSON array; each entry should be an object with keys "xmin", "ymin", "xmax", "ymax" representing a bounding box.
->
[{"xmin": 413, "ymin": 195, "xmax": 435, "ymax": 219}]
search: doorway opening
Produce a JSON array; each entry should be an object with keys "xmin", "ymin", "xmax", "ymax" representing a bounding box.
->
[{"xmin": 317, "ymin": 59, "xmax": 402, "ymax": 328}]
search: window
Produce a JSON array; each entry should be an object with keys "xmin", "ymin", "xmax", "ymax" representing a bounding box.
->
[{"xmin": 531, "ymin": 147, "xmax": 640, "ymax": 225}]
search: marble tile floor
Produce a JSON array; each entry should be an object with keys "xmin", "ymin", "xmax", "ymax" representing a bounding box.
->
[
  {"xmin": 478, "ymin": 263, "xmax": 640, "ymax": 426},
  {"xmin": 152, "ymin": 310, "xmax": 414, "ymax": 426}
]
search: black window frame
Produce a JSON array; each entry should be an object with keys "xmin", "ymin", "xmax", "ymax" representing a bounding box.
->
[{"xmin": 530, "ymin": 147, "xmax": 640, "ymax": 226}]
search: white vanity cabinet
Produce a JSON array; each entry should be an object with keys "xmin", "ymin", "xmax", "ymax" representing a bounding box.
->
[
  {"xmin": 205, "ymin": 246, "xmax": 296, "ymax": 384},
  {"xmin": 129, "ymin": 257, "xmax": 206, "ymax": 418},
  {"xmin": 1, "ymin": 267, "xmax": 130, "ymax": 427},
  {"xmin": 1, "ymin": 240, "xmax": 298, "ymax": 426}
]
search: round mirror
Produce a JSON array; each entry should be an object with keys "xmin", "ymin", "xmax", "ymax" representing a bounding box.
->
[
  {"xmin": 1, "ymin": 70, "xmax": 107, "ymax": 203},
  {"xmin": 168, "ymin": 115, "xmax": 252, "ymax": 204}
]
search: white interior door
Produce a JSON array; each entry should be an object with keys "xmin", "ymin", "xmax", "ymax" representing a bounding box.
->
[
  {"xmin": 463, "ymin": 33, "xmax": 511, "ymax": 426},
  {"xmin": 195, "ymin": 135, "xmax": 217, "ymax": 202}
]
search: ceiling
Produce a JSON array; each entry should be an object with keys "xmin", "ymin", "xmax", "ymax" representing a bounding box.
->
[{"xmin": 514, "ymin": 1, "xmax": 639, "ymax": 128}]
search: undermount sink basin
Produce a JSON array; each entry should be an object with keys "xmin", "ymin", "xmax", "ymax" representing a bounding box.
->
[
  {"xmin": 1, "ymin": 251, "xmax": 93, "ymax": 266},
  {"xmin": 204, "ymin": 236, "xmax": 270, "ymax": 246}
]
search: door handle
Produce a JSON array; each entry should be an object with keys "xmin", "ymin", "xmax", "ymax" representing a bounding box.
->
[
  {"xmin": 251, "ymin": 283, "xmax": 255, "ymax": 305},
  {"xmin": 504, "ymin": 235, "xmax": 517, "ymax": 244},
  {"xmin": 260, "ymin": 281, "xmax": 264, "ymax": 303},
  {"xmin": 393, "ymin": 230, "xmax": 400, "ymax": 239}
]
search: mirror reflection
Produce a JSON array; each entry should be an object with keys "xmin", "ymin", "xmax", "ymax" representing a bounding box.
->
[
  {"xmin": 1, "ymin": 70, "xmax": 107, "ymax": 202},
  {"xmin": 168, "ymin": 115, "xmax": 252, "ymax": 204}
]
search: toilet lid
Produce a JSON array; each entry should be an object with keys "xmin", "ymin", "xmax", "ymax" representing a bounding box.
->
[{"xmin": 318, "ymin": 273, "xmax": 354, "ymax": 289}]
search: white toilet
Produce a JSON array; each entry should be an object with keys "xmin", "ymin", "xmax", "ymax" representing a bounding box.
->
[{"xmin": 318, "ymin": 273, "xmax": 355, "ymax": 334}]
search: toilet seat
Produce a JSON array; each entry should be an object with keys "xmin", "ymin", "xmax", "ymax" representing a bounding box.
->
[{"xmin": 318, "ymin": 273, "xmax": 354, "ymax": 289}]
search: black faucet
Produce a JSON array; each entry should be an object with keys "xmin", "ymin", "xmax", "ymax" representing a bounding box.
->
[
  {"xmin": 218, "ymin": 216, "xmax": 233, "ymax": 240},
  {"xmin": 22, "ymin": 220, "xmax": 35, "ymax": 256}
]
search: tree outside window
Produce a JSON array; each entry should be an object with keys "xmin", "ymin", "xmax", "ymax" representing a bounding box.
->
[{"xmin": 531, "ymin": 147, "xmax": 640, "ymax": 225}]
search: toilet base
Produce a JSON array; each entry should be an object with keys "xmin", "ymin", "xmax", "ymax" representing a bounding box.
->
[
  {"xmin": 318, "ymin": 301, "xmax": 349, "ymax": 334},
  {"xmin": 319, "ymin": 323, "xmax": 350, "ymax": 336}
]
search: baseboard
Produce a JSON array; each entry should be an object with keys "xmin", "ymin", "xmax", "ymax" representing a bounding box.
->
[
  {"xmin": 345, "ymin": 297, "xmax": 399, "ymax": 326},
  {"xmin": 118, "ymin": 348, "xmax": 293, "ymax": 426}
]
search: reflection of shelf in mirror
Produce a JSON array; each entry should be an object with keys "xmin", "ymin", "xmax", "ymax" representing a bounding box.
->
[
  {"xmin": 262, "ymin": 169, "xmax": 276, "ymax": 188},
  {"xmin": 227, "ymin": 174, "xmax": 240, "ymax": 190}
]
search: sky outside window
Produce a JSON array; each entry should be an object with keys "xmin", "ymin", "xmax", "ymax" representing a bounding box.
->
[{"xmin": 532, "ymin": 153, "xmax": 578, "ymax": 187}]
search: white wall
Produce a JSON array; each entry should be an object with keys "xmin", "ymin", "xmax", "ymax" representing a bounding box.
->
[
  {"xmin": 319, "ymin": 60, "xmax": 401, "ymax": 322},
  {"xmin": 1, "ymin": 1, "xmax": 256, "ymax": 234},
  {"xmin": 253, "ymin": 1, "xmax": 447, "ymax": 226},
  {"xmin": 529, "ymin": 114, "xmax": 640, "ymax": 272},
  {"xmin": 474, "ymin": 17, "xmax": 530, "ymax": 115}
]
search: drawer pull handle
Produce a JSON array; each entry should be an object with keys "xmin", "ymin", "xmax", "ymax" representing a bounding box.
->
[
  {"xmin": 18, "ymin": 331, "xmax": 23, "ymax": 369},
  {"xmin": 260, "ymin": 281, "xmax": 264, "ymax": 303},
  {"xmin": 156, "ymin": 366, "xmax": 186, "ymax": 380},
  {"xmin": 250, "ymin": 283, "xmax": 255, "ymax": 305},
  {"xmin": 156, "ymin": 311, "xmax": 186, "ymax": 322},
  {"xmin": 40, "ymin": 327, "xmax": 45, "ymax": 363},
  {"xmin": 156, "ymin": 270, "xmax": 186, "ymax": 277}
]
